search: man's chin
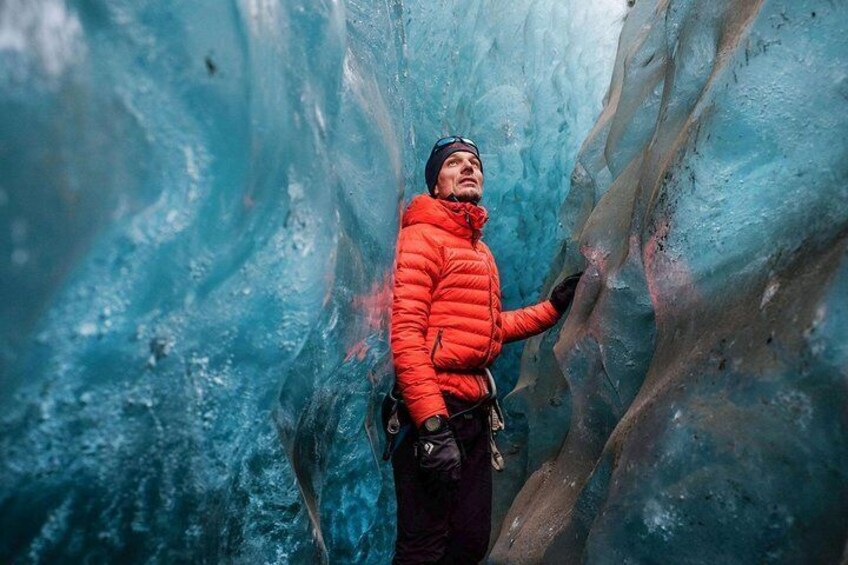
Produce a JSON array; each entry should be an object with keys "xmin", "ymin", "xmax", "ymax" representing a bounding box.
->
[{"xmin": 454, "ymin": 189, "xmax": 482, "ymax": 204}]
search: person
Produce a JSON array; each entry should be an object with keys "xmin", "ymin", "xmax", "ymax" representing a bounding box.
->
[{"xmin": 386, "ymin": 135, "xmax": 582, "ymax": 564}]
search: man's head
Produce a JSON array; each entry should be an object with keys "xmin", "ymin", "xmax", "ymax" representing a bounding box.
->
[{"xmin": 425, "ymin": 136, "xmax": 484, "ymax": 204}]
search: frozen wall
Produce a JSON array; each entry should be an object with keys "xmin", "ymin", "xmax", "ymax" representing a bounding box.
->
[
  {"xmin": 0, "ymin": 0, "xmax": 404, "ymax": 561},
  {"xmin": 492, "ymin": 0, "xmax": 848, "ymax": 562},
  {"xmin": 0, "ymin": 0, "xmax": 622, "ymax": 562},
  {"xmin": 5, "ymin": 0, "xmax": 843, "ymax": 562}
]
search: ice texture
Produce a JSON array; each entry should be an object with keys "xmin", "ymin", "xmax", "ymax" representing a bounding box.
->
[
  {"xmin": 4, "ymin": 0, "xmax": 844, "ymax": 562},
  {"xmin": 492, "ymin": 0, "xmax": 848, "ymax": 562},
  {"xmin": 0, "ymin": 0, "xmax": 404, "ymax": 561},
  {"xmin": 0, "ymin": 0, "xmax": 623, "ymax": 562}
]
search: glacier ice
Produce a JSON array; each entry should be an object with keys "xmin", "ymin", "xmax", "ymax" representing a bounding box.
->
[
  {"xmin": 1, "ymin": 0, "xmax": 404, "ymax": 561},
  {"xmin": 3, "ymin": 0, "xmax": 846, "ymax": 562},
  {"xmin": 492, "ymin": 0, "xmax": 848, "ymax": 562},
  {"xmin": 0, "ymin": 0, "xmax": 622, "ymax": 562}
]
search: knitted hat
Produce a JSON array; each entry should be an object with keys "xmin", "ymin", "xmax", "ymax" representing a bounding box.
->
[{"xmin": 425, "ymin": 138, "xmax": 482, "ymax": 194}]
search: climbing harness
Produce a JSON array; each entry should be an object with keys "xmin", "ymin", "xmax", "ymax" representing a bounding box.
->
[
  {"xmin": 382, "ymin": 368, "xmax": 507, "ymax": 471},
  {"xmin": 484, "ymin": 368, "xmax": 506, "ymax": 472},
  {"xmin": 382, "ymin": 386, "xmax": 411, "ymax": 461}
]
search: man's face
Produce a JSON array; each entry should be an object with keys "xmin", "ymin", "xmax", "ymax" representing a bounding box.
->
[{"xmin": 434, "ymin": 151, "xmax": 484, "ymax": 203}]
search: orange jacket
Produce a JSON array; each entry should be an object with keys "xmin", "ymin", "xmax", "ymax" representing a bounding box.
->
[{"xmin": 390, "ymin": 195, "xmax": 561, "ymax": 427}]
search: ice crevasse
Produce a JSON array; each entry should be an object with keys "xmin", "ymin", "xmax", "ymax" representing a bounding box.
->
[{"xmin": 0, "ymin": 0, "xmax": 846, "ymax": 563}]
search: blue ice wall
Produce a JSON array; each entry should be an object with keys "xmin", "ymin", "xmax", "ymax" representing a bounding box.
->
[
  {"xmin": 0, "ymin": 0, "xmax": 622, "ymax": 562},
  {"xmin": 5, "ymin": 0, "xmax": 844, "ymax": 562},
  {"xmin": 1, "ymin": 0, "xmax": 404, "ymax": 561},
  {"xmin": 493, "ymin": 0, "xmax": 848, "ymax": 562}
]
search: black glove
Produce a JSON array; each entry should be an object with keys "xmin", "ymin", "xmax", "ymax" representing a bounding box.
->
[
  {"xmin": 550, "ymin": 272, "xmax": 584, "ymax": 313},
  {"xmin": 417, "ymin": 416, "xmax": 462, "ymax": 483}
]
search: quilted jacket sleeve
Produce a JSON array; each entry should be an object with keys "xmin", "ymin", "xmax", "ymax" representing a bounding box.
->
[
  {"xmin": 500, "ymin": 299, "xmax": 561, "ymax": 344},
  {"xmin": 390, "ymin": 226, "xmax": 448, "ymax": 427}
]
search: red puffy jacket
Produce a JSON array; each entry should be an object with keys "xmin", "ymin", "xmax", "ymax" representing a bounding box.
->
[{"xmin": 390, "ymin": 194, "xmax": 561, "ymax": 427}]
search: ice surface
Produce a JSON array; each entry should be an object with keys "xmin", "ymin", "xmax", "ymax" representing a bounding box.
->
[
  {"xmin": 0, "ymin": 0, "xmax": 623, "ymax": 562},
  {"xmin": 492, "ymin": 0, "xmax": 848, "ymax": 562},
  {"xmin": 0, "ymin": 0, "xmax": 402, "ymax": 561},
  {"xmin": 6, "ymin": 0, "xmax": 842, "ymax": 562}
]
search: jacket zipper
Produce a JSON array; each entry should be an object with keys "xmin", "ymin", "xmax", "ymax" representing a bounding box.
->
[
  {"xmin": 467, "ymin": 211, "xmax": 496, "ymax": 399},
  {"xmin": 476, "ymin": 270, "xmax": 496, "ymax": 398},
  {"xmin": 430, "ymin": 328, "xmax": 444, "ymax": 364},
  {"xmin": 482, "ymin": 272, "xmax": 495, "ymax": 363}
]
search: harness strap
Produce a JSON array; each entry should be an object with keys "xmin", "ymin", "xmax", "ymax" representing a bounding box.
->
[{"xmin": 383, "ymin": 369, "xmax": 507, "ymax": 471}]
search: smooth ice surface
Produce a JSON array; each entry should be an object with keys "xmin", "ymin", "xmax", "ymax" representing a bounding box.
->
[
  {"xmin": 1, "ymin": 0, "xmax": 404, "ymax": 561},
  {"xmin": 0, "ymin": 0, "xmax": 624, "ymax": 562}
]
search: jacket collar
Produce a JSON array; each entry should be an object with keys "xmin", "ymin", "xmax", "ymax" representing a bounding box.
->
[{"xmin": 402, "ymin": 194, "xmax": 488, "ymax": 239}]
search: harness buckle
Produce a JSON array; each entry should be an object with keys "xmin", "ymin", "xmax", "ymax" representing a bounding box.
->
[{"xmin": 387, "ymin": 412, "xmax": 401, "ymax": 435}]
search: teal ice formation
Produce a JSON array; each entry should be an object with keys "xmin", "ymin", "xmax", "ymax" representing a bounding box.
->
[{"xmin": 0, "ymin": 0, "xmax": 845, "ymax": 563}]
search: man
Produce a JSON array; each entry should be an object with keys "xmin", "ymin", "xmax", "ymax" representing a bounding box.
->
[{"xmin": 388, "ymin": 136, "xmax": 581, "ymax": 564}]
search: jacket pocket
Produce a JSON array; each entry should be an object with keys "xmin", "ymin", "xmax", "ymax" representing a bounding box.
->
[{"xmin": 430, "ymin": 328, "xmax": 444, "ymax": 364}]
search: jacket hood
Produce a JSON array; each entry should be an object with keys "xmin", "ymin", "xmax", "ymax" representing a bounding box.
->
[{"xmin": 402, "ymin": 194, "xmax": 489, "ymax": 239}]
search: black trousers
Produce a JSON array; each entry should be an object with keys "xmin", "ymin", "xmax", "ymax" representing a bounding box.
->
[{"xmin": 389, "ymin": 395, "xmax": 492, "ymax": 564}]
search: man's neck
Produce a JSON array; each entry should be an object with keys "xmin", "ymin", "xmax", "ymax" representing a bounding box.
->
[{"xmin": 443, "ymin": 194, "xmax": 479, "ymax": 205}]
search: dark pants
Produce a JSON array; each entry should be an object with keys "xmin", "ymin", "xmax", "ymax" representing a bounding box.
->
[{"xmin": 389, "ymin": 396, "xmax": 492, "ymax": 564}]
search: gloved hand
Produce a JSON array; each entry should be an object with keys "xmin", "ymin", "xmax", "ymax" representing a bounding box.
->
[
  {"xmin": 417, "ymin": 416, "xmax": 462, "ymax": 483},
  {"xmin": 550, "ymin": 271, "xmax": 584, "ymax": 313}
]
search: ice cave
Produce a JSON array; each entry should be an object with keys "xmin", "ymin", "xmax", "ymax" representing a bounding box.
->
[{"xmin": 1, "ymin": 0, "xmax": 846, "ymax": 562}]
